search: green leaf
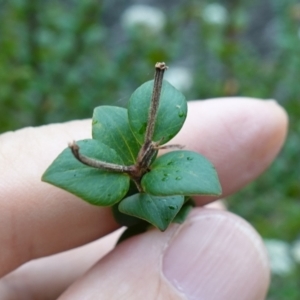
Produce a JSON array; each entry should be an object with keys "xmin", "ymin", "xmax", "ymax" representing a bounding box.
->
[
  {"xmin": 111, "ymin": 181, "xmax": 142, "ymax": 227},
  {"xmin": 128, "ymin": 80, "xmax": 187, "ymax": 144},
  {"xmin": 112, "ymin": 204, "xmax": 144, "ymax": 227},
  {"xmin": 142, "ymin": 150, "xmax": 222, "ymax": 196},
  {"xmin": 92, "ymin": 106, "xmax": 140, "ymax": 165},
  {"xmin": 173, "ymin": 198, "xmax": 195, "ymax": 224},
  {"xmin": 42, "ymin": 139, "xmax": 130, "ymax": 206},
  {"xmin": 119, "ymin": 193, "xmax": 184, "ymax": 231}
]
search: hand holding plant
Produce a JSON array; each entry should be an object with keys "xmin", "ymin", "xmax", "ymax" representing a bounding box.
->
[{"xmin": 0, "ymin": 95, "xmax": 287, "ymax": 298}]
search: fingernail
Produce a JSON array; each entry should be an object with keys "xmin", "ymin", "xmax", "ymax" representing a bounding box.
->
[{"xmin": 162, "ymin": 209, "xmax": 269, "ymax": 300}]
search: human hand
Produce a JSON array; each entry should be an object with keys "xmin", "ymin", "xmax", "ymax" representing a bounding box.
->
[{"xmin": 0, "ymin": 98, "xmax": 287, "ymax": 299}]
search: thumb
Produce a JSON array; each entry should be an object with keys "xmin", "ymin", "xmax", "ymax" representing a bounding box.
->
[{"xmin": 58, "ymin": 208, "xmax": 270, "ymax": 300}]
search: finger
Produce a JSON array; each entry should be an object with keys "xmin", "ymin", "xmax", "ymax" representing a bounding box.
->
[
  {"xmin": 0, "ymin": 201, "xmax": 223, "ymax": 300},
  {"xmin": 4, "ymin": 210, "xmax": 247, "ymax": 300},
  {"xmin": 169, "ymin": 98, "xmax": 288, "ymax": 204},
  {"xmin": 58, "ymin": 208, "xmax": 270, "ymax": 300},
  {"xmin": 0, "ymin": 229, "xmax": 124, "ymax": 300},
  {"xmin": 0, "ymin": 98, "xmax": 287, "ymax": 277}
]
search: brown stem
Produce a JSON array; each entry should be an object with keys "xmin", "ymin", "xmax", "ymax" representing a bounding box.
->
[
  {"xmin": 135, "ymin": 63, "xmax": 168, "ymax": 175},
  {"xmin": 69, "ymin": 142, "xmax": 132, "ymax": 173},
  {"xmin": 144, "ymin": 62, "xmax": 168, "ymax": 144},
  {"xmin": 155, "ymin": 144, "xmax": 184, "ymax": 150}
]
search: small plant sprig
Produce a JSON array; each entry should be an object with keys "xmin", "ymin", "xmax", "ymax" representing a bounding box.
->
[{"xmin": 42, "ymin": 63, "xmax": 221, "ymax": 233}]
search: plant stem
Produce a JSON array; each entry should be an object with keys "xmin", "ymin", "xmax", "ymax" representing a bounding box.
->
[
  {"xmin": 69, "ymin": 142, "xmax": 132, "ymax": 173},
  {"xmin": 144, "ymin": 62, "xmax": 168, "ymax": 144},
  {"xmin": 136, "ymin": 63, "xmax": 168, "ymax": 172}
]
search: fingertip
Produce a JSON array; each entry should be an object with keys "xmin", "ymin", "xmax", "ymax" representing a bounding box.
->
[
  {"xmin": 162, "ymin": 208, "xmax": 270, "ymax": 300},
  {"xmin": 264, "ymin": 99, "xmax": 288, "ymax": 152}
]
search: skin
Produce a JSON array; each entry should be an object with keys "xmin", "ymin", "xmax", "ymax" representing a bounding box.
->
[{"xmin": 0, "ymin": 98, "xmax": 288, "ymax": 299}]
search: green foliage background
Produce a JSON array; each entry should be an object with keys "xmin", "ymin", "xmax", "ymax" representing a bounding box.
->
[{"xmin": 0, "ymin": 0, "xmax": 299, "ymax": 298}]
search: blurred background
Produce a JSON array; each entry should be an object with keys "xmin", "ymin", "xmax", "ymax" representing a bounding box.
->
[{"xmin": 0, "ymin": 0, "xmax": 299, "ymax": 298}]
